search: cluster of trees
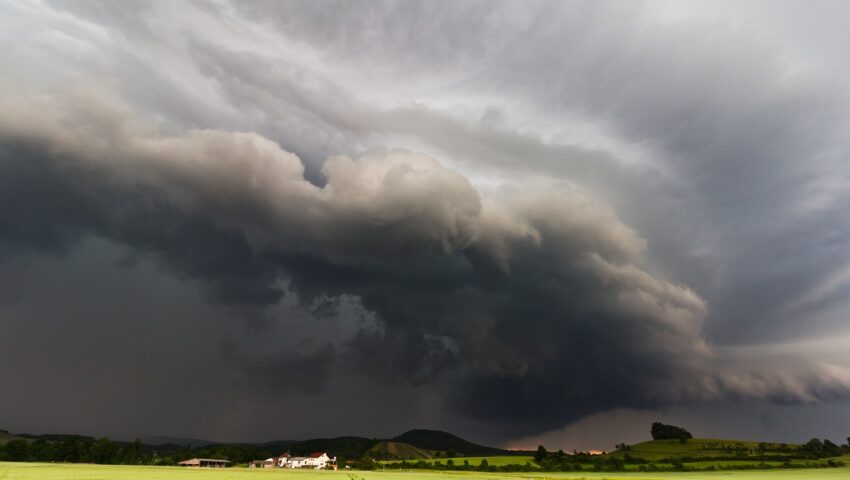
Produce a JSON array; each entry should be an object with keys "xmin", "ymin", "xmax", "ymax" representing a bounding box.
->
[
  {"xmin": 650, "ymin": 422, "xmax": 693, "ymax": 441},
  {"xmin": 0, "ymin": 436, "xmax": 280, "ymax": 465},
  {"xmin": 0, "ymin": 437, "xmax": 153, "ymax": 464},
  {"xmin": 801, "ymin": 438, "xmax": 845, "ymax": 458},
  {"xmin": 532, "ymin": 445, "xmax": 622, "ymax": 471}
]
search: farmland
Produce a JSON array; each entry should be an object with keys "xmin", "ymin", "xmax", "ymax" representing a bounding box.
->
[
  {"xmin": 379, "ymin": 437, "xmax": 849, "ymax": 473},
  {"xmin": 382, "ymin": 456, "xmax": 536, "ymax": 467},
  {"xmin": 3, "ymin": 461, "xmax": 850, "ymax": 480},
  {"xmin": 603, "ymin": 439, "xmax": 803, "ymax": 461}
]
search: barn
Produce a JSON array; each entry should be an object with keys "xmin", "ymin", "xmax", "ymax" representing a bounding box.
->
[{"xmin": 178, "ymin": 458, "xmax": 231, "ymax": 468}]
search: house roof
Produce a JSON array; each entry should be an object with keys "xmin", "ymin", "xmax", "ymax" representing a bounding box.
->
[{"xmin": 308, "ymin": 452, "xmax": 326, "ymax": 458}]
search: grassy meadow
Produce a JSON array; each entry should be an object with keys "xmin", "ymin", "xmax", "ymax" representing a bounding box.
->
[
  {"xmin": 382, "ymin": 456, "xmax": 536, "ymax": 467},
  {"xmin": 603, "ymin": 439, "xmax": 800, "ymax": 461},
  {"xmin": 4, "ymin": 462, "xmax": 850, "ymax": 480}
]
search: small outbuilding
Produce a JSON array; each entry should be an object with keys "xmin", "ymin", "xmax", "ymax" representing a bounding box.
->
[{"xmin": 179, "ymin": 458, "xmax": 231, "ymax": 468}]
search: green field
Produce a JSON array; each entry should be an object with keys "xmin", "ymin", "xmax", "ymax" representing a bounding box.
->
[
  {"xmin": 383, "ymin": 456, "xmax": 535, "ymax": 466},
  {"xmin": 3, "ymin": 462, "xmax": 850, "ymax": 480},
  {"xmin": 603, "ymin": 439, "xmax": 801, "ymax": 461}
]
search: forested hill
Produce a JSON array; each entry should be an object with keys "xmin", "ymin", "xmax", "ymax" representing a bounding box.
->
[{"xmin": 392, "ymin": 429, "xmax": 517, "ymax": 456}]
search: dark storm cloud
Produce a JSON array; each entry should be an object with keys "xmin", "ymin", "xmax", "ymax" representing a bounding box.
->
[
  {"xmin": 2, "ymin": 89, "xmax": 849, "ymax": 437},
  {"xmin": 4, "ymin": 0, "xmax": 850, "ymax": 445},
  {"xmin": 221, "ymin": 0, "xmax": 850, "ymax": 344}
]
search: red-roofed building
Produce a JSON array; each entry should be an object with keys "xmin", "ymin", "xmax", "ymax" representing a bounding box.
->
[{"xmin": 301, "ymin": 451, "xmax": 336, "ymax": 469}]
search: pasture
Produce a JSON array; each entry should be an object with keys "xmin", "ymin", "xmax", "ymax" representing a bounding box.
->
[
  {"xmin": 382, "ymin": 456, "xmax": 535, "ymax": 467},
  {"xmin": 603, "ymin": 439, "xmax": 799, "ymax": 461},
  {"xmin": 3, "ymin": 462, "xmax": 850, "ymax": 480}
]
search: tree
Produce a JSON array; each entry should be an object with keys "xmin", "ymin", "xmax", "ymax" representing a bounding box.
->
[
  {"xmin": 60, "ymin": 437, "xmax": 84, "ymax": 463},
  {"xmin": 122, "ymin": 438, "xmax": 145, "ymax": 464},
  {"xmin": 91, "ymin": 438, "xmax": 118, "ymax": 464},
  {"xmin": 650, "ymin": 422, "xmax": 692, "ymax": 441},
  {"xmin": 534, "ymin": 445, "xmax": 548, "ymax": 462},
  {"xmin": 29, "ymin": 439, "xmax": 51, "ymax": 461},
  {"xmin": 823, "ymin": 439, "xmax": 841, "ymax": 457},
  {"xmin": 2, "ymin": 439, "xmax": 30, "ymax": 461}
]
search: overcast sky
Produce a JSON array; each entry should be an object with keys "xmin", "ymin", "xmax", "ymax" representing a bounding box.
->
[{"xmin": 2, "ymin": 0, "xmax": 850, "ymax": 451}]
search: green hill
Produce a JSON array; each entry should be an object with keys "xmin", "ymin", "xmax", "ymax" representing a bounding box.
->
[
  {"xmin": 603, "ymin": 438, "xmax": 804, "ymax": 461},
  {"xmin": 0, "ymin": 430, "xmax": 26, "ymax": 445},
  {"xmin": 368, "ymin": 441, "xmax": 434, "ymax": 460},
  {"xmin": 262, "ymin": 436, "xmax": 377, "ymax": 460},
  {"xmin": 392, "ymin": 429, "xmax": 509, "ymax": 456}
]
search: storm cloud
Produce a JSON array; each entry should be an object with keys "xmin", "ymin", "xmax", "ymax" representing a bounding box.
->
[{"xmin": 2, "ymin": 0, "xmax": 850, "ymax": 446}]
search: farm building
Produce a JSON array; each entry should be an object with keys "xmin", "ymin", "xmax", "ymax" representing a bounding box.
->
[
  {"xmin": 178, "ymin": 458, "xmax": 230, "ymax": 468},
  {"xmin": 252, "ymin": 451, "xmax": 336, "ymax": 469},
  {"xmin": 305, "ymin": 451, "xmax": 337, "ymax": 469},
  {"xmin": 248, "ymin": 459, "xmax": 275, "ymax": 468}
]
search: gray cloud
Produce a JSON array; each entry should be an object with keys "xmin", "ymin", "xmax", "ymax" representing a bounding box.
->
[
  {"xmin": 2, "ymin": 88, "xmax": 849, "ymax": 439},
  {"xmin": 3, "ymin": 0, "xmax": 850, "ymax": 446}
]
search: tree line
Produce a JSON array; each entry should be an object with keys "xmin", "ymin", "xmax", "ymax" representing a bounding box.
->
[{"xmin": 0, "ymin": 435, "xmax": 273, "ymax": 465}]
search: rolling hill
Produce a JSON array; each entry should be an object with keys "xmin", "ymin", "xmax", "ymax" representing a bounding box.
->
[
  {"xmin": 262, "ymin": 436, "xmax": 377, "ymax": 459},
  {"xmin": 367, "ymin": 441, "xmax": 434, "ymax": 460},
  {"xmin": 602, "ymin": 438, "xmax": 804, "ymax": 461},
  {"xmin": 392, "ymin": 429, "xmax": 514, "ymax": 456},
  {"xmin": 0, "ymin": 429, "xmax": 26, "ymax": 445}
]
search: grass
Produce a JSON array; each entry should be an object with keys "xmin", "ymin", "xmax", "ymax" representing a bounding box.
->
[
  {"xmin": 3, "ymin": 462, "xmax": 850, "ymax": 480},
  {"xmin": 383, "ymin": 456, "xmax": 535, "ymax": 466}
]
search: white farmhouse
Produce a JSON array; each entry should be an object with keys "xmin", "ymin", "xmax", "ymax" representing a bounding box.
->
[{"xmin": 304, "ymin": 452, "xmax": 336, "ymax": 469}]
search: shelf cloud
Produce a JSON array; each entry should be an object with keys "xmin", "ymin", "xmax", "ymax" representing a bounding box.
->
[{"xmin": 2, "ymin": 0, "xmax": 850, "ymax": 446}]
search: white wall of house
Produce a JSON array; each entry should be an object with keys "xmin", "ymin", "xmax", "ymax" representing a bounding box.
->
[{"xmin": 275, "ymin": 453, "xmax": 335, "ymax": 469}]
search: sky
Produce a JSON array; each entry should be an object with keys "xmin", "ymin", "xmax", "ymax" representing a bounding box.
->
[{"xmin": 2, "ymin": 0, "xmax": 850, "ymax": 451}]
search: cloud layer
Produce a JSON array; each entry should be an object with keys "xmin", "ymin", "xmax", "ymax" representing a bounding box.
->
[
  {"xmin": 3, "ymin": 87, "xmax": 849, "ymax": 438},
  {"xmin": 2, "ymin": 0, "xmax": 850, "ymax": 445}
]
